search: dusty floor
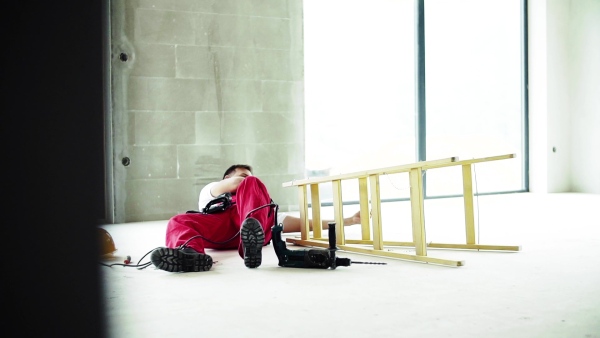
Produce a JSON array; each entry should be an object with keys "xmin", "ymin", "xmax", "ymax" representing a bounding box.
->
[{"xmin": 100, "ymin": 192, "xmax": 600, "ymax": 338}]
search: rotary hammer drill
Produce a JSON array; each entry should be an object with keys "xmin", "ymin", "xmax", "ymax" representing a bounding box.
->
[{"xmin": 271, "ymin": 222, "xmax": 386, "ymax": 269}]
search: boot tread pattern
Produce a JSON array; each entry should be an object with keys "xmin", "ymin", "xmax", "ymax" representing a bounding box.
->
[
  {"xmin": 151, "ymin": 247, "xmax": 213, "ymax": 272},
  {"xmin": 241, "ymin": 218, "xmax": 265, "ymax": 268}
]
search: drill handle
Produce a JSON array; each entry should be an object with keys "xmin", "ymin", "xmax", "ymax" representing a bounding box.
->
[
  {"xmin": 328, "ymin": 222, "xmax": 338, "ymax": 250},
  {"xmin": 271, "ymin": 223, "xmax": 287, "ymax": 264}
]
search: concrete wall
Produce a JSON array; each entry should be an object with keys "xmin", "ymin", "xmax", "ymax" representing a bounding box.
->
[
  {"xmin": 529, "ymin": 0, "xmax": 600, "ymax": 193},
  {"xmin": 109, "ymin": 0, "xmax": 304, "ymax": 222},
  {"xmin": 107, "ymin": 0, "xmax": 599, "ymax": 222}
]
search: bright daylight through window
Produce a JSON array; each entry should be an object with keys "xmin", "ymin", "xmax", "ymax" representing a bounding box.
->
[{"xmin": 304, "ymin": 0, "xmax": 525, "ymax": 203}]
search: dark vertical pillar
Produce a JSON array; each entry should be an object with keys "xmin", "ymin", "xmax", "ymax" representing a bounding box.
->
[{"xmin": 2, "ymin": 1, "xmax": 106, "ymax": 337}]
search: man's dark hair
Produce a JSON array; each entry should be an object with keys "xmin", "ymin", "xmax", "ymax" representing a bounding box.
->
[{"xmin": 223, "ymin": 164, "xmax": 253, "ymax": 179}]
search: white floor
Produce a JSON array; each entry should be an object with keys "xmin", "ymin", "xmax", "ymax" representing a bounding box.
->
[{"xmin": 99, "ymin": 192, "xmax": 600, "ymax": 338}]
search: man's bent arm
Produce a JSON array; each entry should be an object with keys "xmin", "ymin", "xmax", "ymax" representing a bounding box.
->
[{"xmin": 211, "ymin": 177, "xmax": 245, "ymax": 196}]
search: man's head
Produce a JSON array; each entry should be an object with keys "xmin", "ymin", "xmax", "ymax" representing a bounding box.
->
[{"xmin": 222, "ymin": 164, "xmax": 253, "ymax": 179}]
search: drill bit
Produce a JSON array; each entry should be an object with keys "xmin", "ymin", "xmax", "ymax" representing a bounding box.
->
[{"xmin": 352, "ymin": 261, "xmax": 387, "ymax": 265}]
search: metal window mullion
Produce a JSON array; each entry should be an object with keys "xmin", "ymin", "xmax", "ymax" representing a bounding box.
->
[
  {"xmin": 521, "ymin": 0, "xmax": 530, "ymax": 191},
  {"xmin": 415, "ymin": 0, "xmax": 427, "ymax": 197}
]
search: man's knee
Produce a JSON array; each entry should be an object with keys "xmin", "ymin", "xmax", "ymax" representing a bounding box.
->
[
  {"xmin": 243, "ymin": 176, "xmax": 260, "ymax": 184},
  {"xmin": 240, "ymin": 175, "xmax": 265, "ymax": 188}
]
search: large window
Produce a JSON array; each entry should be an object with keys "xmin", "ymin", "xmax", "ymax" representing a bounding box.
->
[
  {"xmin": 304, "ymin": 0, "xmax": 526, "ymax": 204},
  {"xmin": 304, "ymin": 0, "xmax": 416, "ymax": 203},
  {"xmin": 425, "ymin": 0, "xmax": 524, "ymax": 196}
]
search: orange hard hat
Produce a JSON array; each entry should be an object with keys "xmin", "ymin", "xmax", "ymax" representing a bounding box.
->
[{"xmin": 98, "ymin": 228, "xmax": 117, "ymax": 256}]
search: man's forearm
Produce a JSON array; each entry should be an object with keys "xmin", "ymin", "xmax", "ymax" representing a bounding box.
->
[
  {"xmin": 282, "ymin": 216, "xmax": 354, "ymax": 233},
  {"xmin": 212, "ymin": 177, "xmax": 245, "ymax": 196}
]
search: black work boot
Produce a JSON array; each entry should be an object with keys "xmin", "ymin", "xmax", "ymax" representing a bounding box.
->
[
  {"xmin": 151, "ymin": 247, "xmax": 213, "ymax": 272},
  {"xmin": 240, "ymin": 217, "xmax": 265, "ymax": 268}
]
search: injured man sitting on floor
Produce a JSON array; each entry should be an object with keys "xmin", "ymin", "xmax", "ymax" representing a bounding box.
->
[{"xmin": 150, "ymin": 164, "xmax": 362, "ymax": 272}]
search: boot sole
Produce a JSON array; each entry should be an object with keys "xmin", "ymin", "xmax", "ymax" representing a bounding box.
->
[
  {"xmin": 151, "ymin": 247, "xmax": 213, "ymax": 272},
  {"xmin": 241, "ymin": 218, "xmax": 265, "ymax": 268}
]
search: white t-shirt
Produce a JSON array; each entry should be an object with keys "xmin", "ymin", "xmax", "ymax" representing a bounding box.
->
[
  {"xmin": 197, "ymin": 181, "xmax": 290, "ymax": 224},
  {"xmin": 198, "ymin": 182, "xmax": 218, "ymax": 210}
]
